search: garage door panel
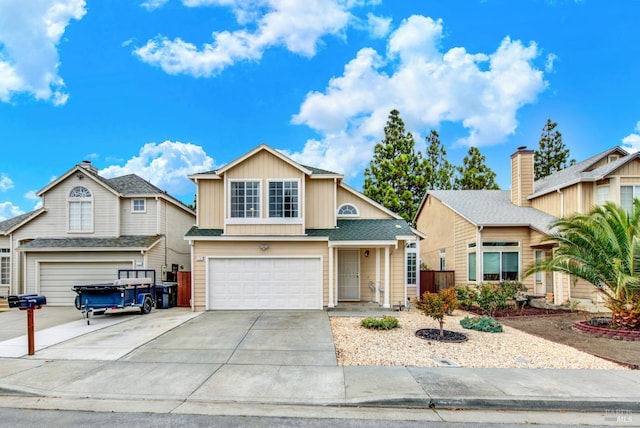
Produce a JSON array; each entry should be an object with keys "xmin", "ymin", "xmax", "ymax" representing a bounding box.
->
[
  {"xmin": 39, "ymin": 262, "xmax": 133, "ymax": 306},
  {"xmin": 208, "ymin": 257, "xmax": 321, "ymax": 310}
]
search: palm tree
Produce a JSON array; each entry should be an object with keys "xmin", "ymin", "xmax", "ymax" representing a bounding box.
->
[{"xmin": 525, "ymin": 201, "xmax": 640, "ymax": 330}]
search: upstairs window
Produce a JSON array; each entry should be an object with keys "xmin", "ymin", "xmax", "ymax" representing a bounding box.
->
[
  {"xmin": 230, "ymin": 181, "xmax": 260, "ymax": 218},
  {"xmin": 269, "ymin": 181, "xmax": 299, "ymax": 218},
  {"xmin": 68, "ymin": 186, "xmax": 93, "ymax": 232},
  {"xmin": 132, "ymin": 199, "xmax": 146, "ymax": 213},
  {"xmin": 337, "ymin": 203, "xmax": 359, "ymax": 217}
]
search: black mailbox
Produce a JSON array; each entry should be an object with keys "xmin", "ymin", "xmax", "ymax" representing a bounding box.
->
[{"xmin": 8, "ymin": 294, "xmax": 47, "ymax": 309}]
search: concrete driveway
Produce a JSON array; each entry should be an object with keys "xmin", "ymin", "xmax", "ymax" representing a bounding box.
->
[{"xmin": 0, "ymin": 308, "xmax": 337, "ymax": 366}]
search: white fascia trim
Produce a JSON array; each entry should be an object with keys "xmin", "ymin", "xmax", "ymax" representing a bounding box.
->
[
  {"xmin": 187, "ymin": 235, "xmax": 329, "ymax": 242},
  {"xmin": 329, "ymin": 240, "xmax": 397, "ymax": 247},
  {"xmin": 18, "ymin": 247, "xmax": 150, "ymax": 252}
]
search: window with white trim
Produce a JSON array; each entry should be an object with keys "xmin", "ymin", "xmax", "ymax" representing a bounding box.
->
[
  {"xmin": 68, "ymin": 186, "xmax": 93, "ymax": 232},
  {"xmin": 406, "ymin": 242, "xmax": 417, "ymax": 286},
  {"xmin": 620, "ymin": 185, "xmax": 640, "ymax": 214},
  {"xmin": 467, "ymin": 241, "xmax": 520, "ymax": 282},
  {"xmin": 596, "ymin": 185, "xmax": 610, "ymax": 206},
  {"xmin": 439, "ymin": 249, "xmax": 446, "ymax": 271},
  {"xmin": 230, "ymin": 181, "xmax": 260, "ymax": 218},
  {"xmin": 268, "ymin": 180, "xmax": 299, "ymax": 218},
  {"xmin": 0, "ymin": 248, "xmax": 9, "ymax": 286},
  {"xmin": 132, "ymin": 199, "xmax": 146, "ymax": 213},
  {"xmin": 535, "ymin": 250, "xmax": 543, "ymax": 282},
  {"xmin": 337, "ymin": 203, "xmax": 359, "ymax": 217}
]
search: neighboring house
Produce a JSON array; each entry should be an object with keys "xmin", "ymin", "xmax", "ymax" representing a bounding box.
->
[
  {"xmin": 186, "ymin": 144, "xmax": 424, "ymax": 311},
  {"xmin": 415, "ymin": 146, "xmax": 639, "ymax": 305},
  {"xmin": 0, "ymin": 161, "xmax": 195, "ymax": 306}
]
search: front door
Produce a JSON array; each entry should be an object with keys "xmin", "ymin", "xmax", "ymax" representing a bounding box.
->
[{"xmin": 338, "ymin": 250, "xmax": 360, "ymax": 300}]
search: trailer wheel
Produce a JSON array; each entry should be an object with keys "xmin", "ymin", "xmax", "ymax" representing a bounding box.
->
[{"xmin": 141, "ymin": 296, "xmax": 153, "ymax": 314}]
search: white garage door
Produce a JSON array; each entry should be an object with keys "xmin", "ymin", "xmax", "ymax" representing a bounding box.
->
[
  {"xmin": 39, "ymin": 261, "xmax": 133, "ymax": 306},
  {"xmin": 208, "ymin": 257, "xmax": 322, "ymax": 310}
]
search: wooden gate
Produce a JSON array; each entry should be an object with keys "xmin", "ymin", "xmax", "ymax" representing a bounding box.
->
[
  {"xmin": 419, "ymin": 270, "xmax": 455, "ymax": 295},
  {"xmin": 177, "ymin": 271, "xmax": 192, "ymax": 307}
]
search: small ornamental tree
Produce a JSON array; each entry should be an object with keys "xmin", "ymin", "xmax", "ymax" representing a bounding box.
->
[{"xmin": 415, "ymin": 287, "xmax": 459, "ymax": 337}]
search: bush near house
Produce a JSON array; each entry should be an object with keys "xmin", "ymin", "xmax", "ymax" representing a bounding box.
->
[
  {"xmin": 361, "ymin": 315, "xmax": 399, "ymax": 330},
  {"xmin": 475, "ymin": 281, "xmax": 527, "ymax": 317},
  {"xmin": 460, "ymin": 315, "xmax": 503, "ymax": 333}
]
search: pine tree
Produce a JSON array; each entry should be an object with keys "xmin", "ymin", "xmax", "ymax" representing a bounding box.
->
[
  {"xmin": 424, "ymin": 130, "xmax": 454, "ymax": 190},
  {"xmin": 454, "ymin": 146, "xmax": 500, "ymax": 190},
  {"xmin": 363, "ymin": 109, "xmax": 427, "ymax": 222},
  {"xmin": 534, "ymin": 119, "xmax": 575, "ymax": 180}
]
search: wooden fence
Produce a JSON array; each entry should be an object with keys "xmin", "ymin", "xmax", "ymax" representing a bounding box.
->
[{"xmin": 419, "ymin": 270, "xmax": 455, "ymax": 295}]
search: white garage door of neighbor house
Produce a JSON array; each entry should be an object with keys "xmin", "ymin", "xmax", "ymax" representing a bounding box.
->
[
  {"xmin": 39, "ymin": 261, "xmax": 133, "ymax": 306},
  {"xmin": 208, "ymin": 257, "xmax": 322, "ymax": 310}
]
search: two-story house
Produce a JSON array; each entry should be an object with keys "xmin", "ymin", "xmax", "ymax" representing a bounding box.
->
[
  {"xmin": 0, "ymin": 161, "xmax": 195, "ymax": 306},
  {"xmin": 415, "ymin": 146, "xmax": 640, "ymax": 306},
  {"xmin": 186, "ymin": 144, "xmax": 424, "ymax": 311}
]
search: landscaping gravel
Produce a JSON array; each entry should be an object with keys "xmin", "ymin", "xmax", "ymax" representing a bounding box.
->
[{"xmin": 329, "ymin": 310, "xmax": 628, "ymax": 370}]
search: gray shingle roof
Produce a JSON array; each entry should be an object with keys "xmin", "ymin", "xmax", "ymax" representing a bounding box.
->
[
  {"xmin": 0, "ymin": 209, "xmax": 42, "ymax": 234},
  {"xmin": 185, "ymin": 219, "xmax": 415, "ymax": 241},
  {"xmin": 300, "ymin": 165, "xmax": 340, "ymax": 176},
  {"xmin": 17, "ymin": 235, "xmax": 162, "ymax": 250},
  {"xmin": 184, "ymin": 226, "xmax": 223, "ymax": 237},
  {"xmin": 106, "ymin": 174, "xmax": 167, "ymax": 195},
  {"xmin": 429, "ymin": 190, "xmax": 558, "ymax": 234},
  {"xmin": 306, "ymin": 219, "xmax": 414, "ymax": 241},
  {"xmin": 531, "ymin": 147, "xmax": 630, "ymax": 198}
]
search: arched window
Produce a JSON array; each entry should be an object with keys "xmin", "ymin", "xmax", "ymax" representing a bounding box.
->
[
  {"xmin": 68, "ymin": 186, "xmax": 93, "ymax": 232},
  {"xmin": 337, "ymin": 203, "xmax": 359, "ymax": 217}
]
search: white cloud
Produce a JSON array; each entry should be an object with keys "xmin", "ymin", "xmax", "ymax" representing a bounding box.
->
[
  {"xmin": 290, "ymin": 15, "xmax": 547, "ymax": 177},
  {"xmin": 0, "ymin": 174, "xmax": 14, "ymax": 192},
  {"xmin": 363, "ymin": 13, "xmax": 392, "ymax": 39},
  {"xmin": 133, "ymin": 0, "xmax": 357, "ymax": 77},
  {"xmin": 0, "ymin": 0, "xmax": 86, "ymax": 105},
  {"xmin": 99, "ymin": 141, "xmax": 215, "ymax": 196},
  {"xmin": 141, "ymin": 0, "xmax": 170, "ymax": 11},
  {"xmin": 0, "ymin": 201, "xmax": 24, "ymax": 222},
  {"xmin": 622, "ymin": 121, "xmax": 640, "ymax": 153}
]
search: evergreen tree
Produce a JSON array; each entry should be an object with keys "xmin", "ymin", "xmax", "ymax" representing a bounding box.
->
[
  {"xmin": 454, "ymin": 146, "xmax": 500, "ymax": 190},
  {"xmin": 424, "ymin": 130, "xmax": 455, "ymax": 190},
  {"xmin": 363, "ymin": 109, "xmax": 427, "ymax": 222},
  {"xmin": 534, "ymin": 119, "xmax": 575, "ymax": 180}
]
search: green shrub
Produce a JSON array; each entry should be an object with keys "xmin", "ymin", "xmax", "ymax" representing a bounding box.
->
[
  {"xmin": 460, "ymin": 316, "xmax": 503, "ymax": 333},
  {"xmin": 476, "ymin": 281, "xmax": 526, "ymax": 317},
  {"xmin": 456, "ymin": 285, "xmax": 477, "ymax": 311},
  {"xmin": 361, "ymin": 315, "xmax": 399, "ymax": 330}
]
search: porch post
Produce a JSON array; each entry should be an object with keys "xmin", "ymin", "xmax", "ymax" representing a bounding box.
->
[
  {"xmin": 375, "ymin": 248, "xmax": 381, "ymax": 303},
  {"xmin": 328, "ymin": 246, "xmax": 334, "ymax": 308},
  {"xmin": 383, "ymin": 246, "xmax": 390, "ymax": 308},
  {"xmin": 334, "ymin": 248, "xmax": 339, "ymax": 307}
]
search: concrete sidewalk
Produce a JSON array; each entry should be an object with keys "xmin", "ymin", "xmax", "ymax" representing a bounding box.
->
[{"xmin": 0, "ymin": 307, "xmax": 637, "ymax": 417}]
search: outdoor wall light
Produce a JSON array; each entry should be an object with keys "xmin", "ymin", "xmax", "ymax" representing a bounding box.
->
[
  {"xmin": 260, "ymin": 243, "xmax": 269, "ymax": 251},
  {"xmin": 364, "ymin": 250, "xmax": 370, "ymax": 257}
]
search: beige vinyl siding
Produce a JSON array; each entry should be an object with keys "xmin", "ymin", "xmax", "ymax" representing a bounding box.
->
[
  {"xmin": 561, "ymin": 184, "xmax": 580, "ymax": 216},
  {"xmin": 226, "ymin": 224, "xmax": 303, "ymax": 235},
  {"xmin": 120, "ymin": 197, "xmax": 157, "ymax": 235},
  {"xmin": 145, "ymin": 237, "xmax": 165, "ymax": 282},
  {"xmin": 44, "ymin": 175, "xmax": 120, "ymax": 236},
  {"xmin": 582, "ymin": 182, "xmax": 595, "ymax": 211},
  {"xmin": 164, "ymin": 201, "xmax": 195, "ymax": 272},
  {"xmin": 356, "ymin": 246, "xmax": 404, "ymax": 305},
  {"xmin": 197, "ymin": 179, "xmax": 224, "ymax": 229},
  {"xmin": 531, "ymin": 191, "xmax": 562, "ymax": 217},
  {"xmin": 305, "ymin": 178, "xmax": 335, "ymax": 228},
  {"xmin": 415, "ymin": 196, "xmax": 456, "ymax": 271},
  {"xmin": 454, "ymin": 215, "xmax": 475, "ymax": 284},
  {"xmin": 192, "ymin": 240, "xmax": 329, "ymax": 311},
  {"xmin": 225, "ymin": 150, "xmax": 302, "ymax": 180},
  {"xmin": 336, "ymin": 187, "xmax": 392, "ymax": 219}
]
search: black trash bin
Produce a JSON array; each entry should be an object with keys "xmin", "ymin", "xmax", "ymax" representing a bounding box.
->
[{"xmin": 156, "ymin": 283, "xmax": 177, "ymax": 309}]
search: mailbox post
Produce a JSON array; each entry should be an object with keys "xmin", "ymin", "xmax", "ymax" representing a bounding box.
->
[{"xmin": 8, "ymin": 294, "xmax": 47, "ymax": 356}]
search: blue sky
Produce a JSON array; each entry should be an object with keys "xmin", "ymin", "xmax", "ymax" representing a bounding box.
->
[{"xmin": 1, "ymin": 0, "xmax": 639, "ymax": 220}]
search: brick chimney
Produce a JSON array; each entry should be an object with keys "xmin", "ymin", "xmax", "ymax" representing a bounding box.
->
[
  {"xmin": 80, "ymin": 160, "xmax": 98, "ymax": 174},
  {"xmin": 511, "ymin": 146, "xmax": 534, "ymax": 207}
]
